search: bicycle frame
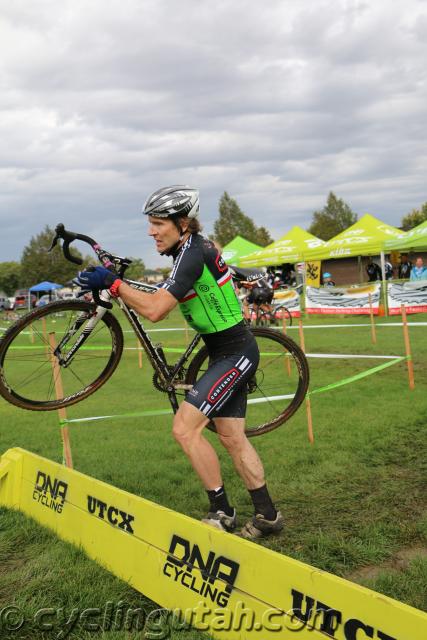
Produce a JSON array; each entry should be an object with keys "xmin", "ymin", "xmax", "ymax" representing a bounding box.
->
[{"xmin": 73, "ymin": 278, "xmax": 203, "ymax": 414}]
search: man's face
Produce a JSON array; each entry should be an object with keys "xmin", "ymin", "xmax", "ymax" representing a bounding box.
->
[
  {"xmin": 416, "ymin": 257, "xmax": 424, "ymax": 269},
  {"xmin": 148, "ymin": 216, "xmax": 180, "ymax": 254}
]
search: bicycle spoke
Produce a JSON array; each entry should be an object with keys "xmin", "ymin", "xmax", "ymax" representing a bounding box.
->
[{"xmin": 0, "ymin": 301, "xmax": 123, "ymax": 408}]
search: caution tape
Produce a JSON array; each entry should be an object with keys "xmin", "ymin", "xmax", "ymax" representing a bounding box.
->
[
  {"xmin": 59, "ymin": 356, "xmax": 409, "ymax": 426},
  {"xmin": 308, "ymin": 356, "xmax": 409, "ymax": 397}
]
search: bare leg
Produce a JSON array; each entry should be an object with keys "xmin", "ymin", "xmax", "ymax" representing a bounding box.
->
[
  {"xmin": 172, "ymin": 401, "xmax": 223, "ymax": 490},
  {"xmin": 213, "ymin": 417, "xmax": 265, "ymax": 490}
]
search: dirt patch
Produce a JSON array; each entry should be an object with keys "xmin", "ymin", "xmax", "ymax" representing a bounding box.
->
[{"xmin": 348, "ymin": 545, "xmax": 427, "ymax": 583}]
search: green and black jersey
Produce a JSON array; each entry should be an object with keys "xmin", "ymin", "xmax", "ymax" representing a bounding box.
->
[{"xmin": 161, "ymin": 234, "xmax": 248, "ymax": 354}]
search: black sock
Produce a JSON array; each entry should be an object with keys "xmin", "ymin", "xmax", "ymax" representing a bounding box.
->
[
  {"xmin": 206, "ymin": 486, "xmax": 234, "ymax": 516},
  {"xmin": 249, "ymin": 484, "xmax": 277, "ymax": 520}
]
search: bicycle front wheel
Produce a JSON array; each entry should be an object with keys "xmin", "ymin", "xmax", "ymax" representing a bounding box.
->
[
  {"xmin": 186, "ymin": 327, "xmax": 309, "ymax": 437},
  {"xmin": 273, "ymin": 304, "xmax": 293, "ymax": 326},
  {"xmin": 0, "ymin": 300, "xmax": 124, "ymax": 411}
]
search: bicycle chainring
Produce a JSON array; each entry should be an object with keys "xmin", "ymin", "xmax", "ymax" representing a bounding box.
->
[{"xmin": 152, "ymin": 366, "xmax": 186, "ymax": 393}]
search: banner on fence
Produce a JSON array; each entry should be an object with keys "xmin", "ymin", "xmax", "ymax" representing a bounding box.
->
[
  {"xmin": 272, "ymin": 288, "xmax": 301, "ymax": 317},
  {"xmin": 387, "ymin": 281, "xmax": 427, "ymax": 315},
  {"xmin": 305, "ymin": 283, "xmax": 381, "ymax": 315}
]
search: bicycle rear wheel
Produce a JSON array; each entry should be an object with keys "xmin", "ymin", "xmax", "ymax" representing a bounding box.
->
[
  {"xmin": 185, "ymin": 327, "xmax": 309, "ymax": 436},
  {"xmin": 0, "ymin": 300, "xmax": 123, "ymax": 411}
]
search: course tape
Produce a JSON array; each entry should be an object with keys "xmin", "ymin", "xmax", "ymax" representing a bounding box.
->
[
  {"xmin": 60, "ymin": 356, "xmax": 409, "ymax": 426},
  {"xmin": 308, "ymin": 356, "xmax": 409, "ymax": 397}
]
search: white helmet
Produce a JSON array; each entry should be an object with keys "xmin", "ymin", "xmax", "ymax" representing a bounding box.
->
[{"xmin": 142, "ymin": 185, "xmax": 199, "ymax": 219}]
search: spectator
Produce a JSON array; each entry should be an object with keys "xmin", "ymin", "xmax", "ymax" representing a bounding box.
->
[
  {"xmin": 366, "ymin": 258, "xmax": 382, "ymax": 282},
  {"xmin": 322, "ymin": 272, "xmax": 335, "ymax": 287},
  {"xmin": 410, "ymin": 257, "xmax": 427, "ymax": 281},
  {"xmin": 384, "ymin": 256, "xmax": 393, "ymax": 280},
  {"xmin": 398, "ymin": 254, "xmax": 412, "ymax": 279},
  {"xmin": 280, "ymin": 263, "xmax": 296, "ymax": 287}
]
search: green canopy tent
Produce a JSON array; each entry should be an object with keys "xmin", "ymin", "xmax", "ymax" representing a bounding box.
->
[
  {"xmin": 238, "ymin": 226, "xmax": 325, "ymax": 268},
  {"xmin": 384, "ymin": 219, "xmax": 427, "ymax": 252},
  {"xmin": 221, "ymin": 236, "xmax": 263, "ymax": 266}
]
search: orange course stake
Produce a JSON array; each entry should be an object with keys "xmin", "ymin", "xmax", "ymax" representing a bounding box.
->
[
  {"xmin": 298, "ymin": 317, "xmax": 314, "ymax": 444},
  {"xmin": 401, "ymin": 304, "xmax": 415, "ymax": 390},
  {"xmin": 137, "ymin": 338, "xmax": 143, "ymax": 369},
  {"xmin": 368, "ymin": 293, "xmax": 377, "ymax": 345},
  {"xmin": 48, "ymin": 332, "xmax": 73, "ymax": 468}
]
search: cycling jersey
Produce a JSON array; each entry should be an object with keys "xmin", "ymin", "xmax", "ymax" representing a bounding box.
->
[{"xmin": 162, "ymin": 234, "xmax": 244, "ymax": 340}]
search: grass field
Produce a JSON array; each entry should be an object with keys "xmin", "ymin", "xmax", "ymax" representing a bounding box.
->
[{"xmin": 0, "ymin": 308, "xmax": 426, "ymax": 639}]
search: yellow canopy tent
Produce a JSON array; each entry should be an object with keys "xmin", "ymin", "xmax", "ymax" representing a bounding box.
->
[
  {"xmin": 384, "ymin": 219, "xmax": 427, "ymax": 252},
  {"xmin": 239, "ymin": 226, "xmax": 325, "ymax": 267},
  {"xmin": 302, "ymin": 213, "xmax": 404, "ymax": 261}
]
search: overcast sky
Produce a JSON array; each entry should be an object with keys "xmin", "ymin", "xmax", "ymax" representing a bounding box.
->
[{"xmin": 1, "ymin": 0, "xmax": 426, "ymax": 268}]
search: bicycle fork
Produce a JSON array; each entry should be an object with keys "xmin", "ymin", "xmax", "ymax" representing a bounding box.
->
[{"xmin": 54, "ymin": 306, "xmax": 108, "ymax": 367}]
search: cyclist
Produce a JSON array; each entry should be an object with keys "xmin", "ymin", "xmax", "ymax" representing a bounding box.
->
[
  {"xmin": 76, "ymin": 185, "xmax": 284, "ymax": 539},
  {"xmin": 245, "ymin": 273, "xmax": 274, "ymax": 322}
]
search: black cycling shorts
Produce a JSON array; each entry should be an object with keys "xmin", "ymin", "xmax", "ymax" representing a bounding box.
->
[{"xmin": 185, "ymin": 336, "xmax": 260, "ymax": 419}]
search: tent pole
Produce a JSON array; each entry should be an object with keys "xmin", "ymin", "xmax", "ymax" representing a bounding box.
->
[{"xmin": 380, "ymin": 251, "xmax": 388, "ymax": 316}]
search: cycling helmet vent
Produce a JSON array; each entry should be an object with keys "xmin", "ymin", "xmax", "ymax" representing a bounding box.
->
[{"xmin": 143, "ymin": 185, "xmax": 199, "ymax": 219}]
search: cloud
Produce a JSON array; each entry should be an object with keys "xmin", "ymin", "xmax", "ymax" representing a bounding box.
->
[{"xmin": 1, "ymin": 0, "xmax": 427, "ymax": 266}]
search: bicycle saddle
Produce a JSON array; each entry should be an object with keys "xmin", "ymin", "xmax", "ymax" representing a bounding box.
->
[{"xmin": 229, "ymin": 266, "xmax": 265, "ymax": 283}]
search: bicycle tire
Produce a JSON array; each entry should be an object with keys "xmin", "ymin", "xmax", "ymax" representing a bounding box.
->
[
  {"xmin": 0, "ymin": 300, "xmax": 124, "ymax": 411},
  {"xmin": 185, "ymin": 327, "xmax": 309, "ymax": 437},
  {"xmin": 273, "ymin": 304, "xmax": 293, "ymax": 326}
]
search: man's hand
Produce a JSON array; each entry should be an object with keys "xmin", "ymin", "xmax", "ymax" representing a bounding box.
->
[
  {"xmin": 240, "ymin": 280, "xmax": 258, "ymax": 290},
  {"xmin": 74, "ymin": 266, "xmax": 119, "ymax": 291}
]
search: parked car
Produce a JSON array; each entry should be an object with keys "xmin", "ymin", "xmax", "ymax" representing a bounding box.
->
[
  {"xmin": 36, "ymin": 292, "xmax": 62, "ymax": 307},
  {"xmin": 36, "ymin": 294, "xmax": 53, "ymax": 307},
  {"xmin": 0, "ymin": 296, "xmax": 11, "ymax": 311},
  {"xmin": 60, "ymin": 291, "xmax": 76, "ymax": 300},
  {"xmin": 13, "ymin": 290, "xmax": 37, "ymax": 310}
]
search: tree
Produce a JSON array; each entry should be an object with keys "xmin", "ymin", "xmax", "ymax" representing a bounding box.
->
[
  {"xmin": 0, "ymin": 262, "xmax": 22, "ymax": 296},
  {"xmin": 212, "ymin": 192, "xmax": 273, "ymax": 247},
  {"xmin": 125, "ymin": 258, "xmax": 145, "ymax": 280},
  {"xmin": 308, "ymin": 192, "xmax": 358, "ymax": 240},
  {"xmin": 20, "ymin": 225, "xmax": 85, "ymax": 287},
  {"xmin": 401, "ymin": 202, "xmax": 427, "ymax": 231}
]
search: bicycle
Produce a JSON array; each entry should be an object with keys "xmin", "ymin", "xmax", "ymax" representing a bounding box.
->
[
  {"xmin": 0, "ymin": 224, "xmax": 309, "ymax": 437},
  {"xmin": 248, "ymin": 301, "xmax": 293, "ymax": 328}
]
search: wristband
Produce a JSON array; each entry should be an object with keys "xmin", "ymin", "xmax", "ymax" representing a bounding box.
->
[{"xmin": 109, "ymin": 279, "xmax": 123, "ymax": 298}]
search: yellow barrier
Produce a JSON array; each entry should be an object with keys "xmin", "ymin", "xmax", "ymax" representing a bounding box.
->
[{"xmin": 1, "ymin": 447, "xmax": 426, "ymax": 639}]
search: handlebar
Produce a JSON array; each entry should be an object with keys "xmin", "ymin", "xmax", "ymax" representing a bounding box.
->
[{"xmin": 49, "ymin": 223, "xmax": 131, "ymax": 309}]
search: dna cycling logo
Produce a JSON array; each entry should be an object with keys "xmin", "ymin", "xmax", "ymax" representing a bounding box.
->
[
  {"xmin": 163, "ymin": 534, "xmax": 240, "ymax": 608},
  {"xmin": 199, "ymin": 284, "xmax": 210, "ymax": 293},
  {"xmin": 33, "ymin": 471, "xmax": 68, "ymax": 514}
]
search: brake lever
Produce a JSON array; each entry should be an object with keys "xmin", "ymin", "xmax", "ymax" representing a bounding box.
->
[{"xmin": 47, "ymin": 231, "xmax": 60, "ymax": 253}]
